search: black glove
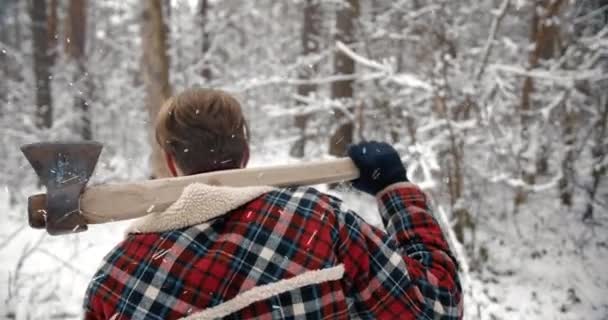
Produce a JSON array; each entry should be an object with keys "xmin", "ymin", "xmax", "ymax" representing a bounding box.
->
[{"xmin": 347, "ymin": 141, "xmax": 408, "ymax": 195}]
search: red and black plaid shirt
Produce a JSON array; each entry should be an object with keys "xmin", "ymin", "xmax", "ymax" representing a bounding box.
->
[{"xmin": 84, "ymin": 182, "xmax": 462, "ymax": 319}]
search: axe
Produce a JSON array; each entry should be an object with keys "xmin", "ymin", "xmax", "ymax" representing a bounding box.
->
[{"xmin": 21, "ymin": 142, "xmax": 360, "ymax": 235}]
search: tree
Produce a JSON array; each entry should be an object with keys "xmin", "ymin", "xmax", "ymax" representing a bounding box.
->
[
  {"xmin": 48, "ymin": 0, "xmax": 58, "ymax": 64},
  {"xmin": 579, "ymin": 0, "xmax": 608, "ymax": 220},
  {"xmin": 29, "ymin": 0, "xmax": 53, "ymax": 129},
  {"xmin": 66, "ymin": 0, "xmax": 92, "ymax": 139},
  {"xmin": 290, "ymin": 0, "xmax": 321, "ymax": 158},
  {"xmin": 329, "ymin": 0, "xmax": 358, "ymax": 156},
  {"xmin": 141, "ymin": 0, "xmax": 172, "ymax": 178},
  {"xmin": 514, "ymin": 0, "xmax": 565, "ymax": 208},
  {"xmin": 14, "ymin": 1, "xmax": 23, "ymax": 51},
  {"xmin": 0, "ymin": 2, "xmax": 9, "ymax": 103},
  {"xmin": 199, "ymin": 0, "xmax": 211, "ymax": 81}
]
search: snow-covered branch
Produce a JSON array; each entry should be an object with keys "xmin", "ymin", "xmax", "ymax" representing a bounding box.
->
[
  {"xmin": 230, "ymin": 72, "xmax": 386, "ymax": 92},
  {"xmin": 335, "ymin": 41, "xmax": 433, "ymax": 91},
  {"xmin": 475, "ymin": 0, "xmax": 510, "ymax": 81},
  {"xmin": 335, "ymin": 41, "xmax": 390, "ymax": 72},
  {"xmin": 491, "ymin": 64, "xmax": 608, "ymax": 83},
  {"xmin": 417, "ymin": 119, "xmax": 478, "ymax": 134},
  {"xmin": 490, "ymin": 172, "xmax": 564, "ymax": 192}
]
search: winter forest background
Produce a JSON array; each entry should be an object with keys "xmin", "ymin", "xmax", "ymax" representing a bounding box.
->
[{"xmin": 0, "ymin": 0, "xmax": 607, "ymax": 318}]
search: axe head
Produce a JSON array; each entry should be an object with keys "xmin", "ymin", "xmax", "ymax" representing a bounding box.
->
[{"xmin": 21, "ymin": 141, "xmax": 103, "ymax": 235}]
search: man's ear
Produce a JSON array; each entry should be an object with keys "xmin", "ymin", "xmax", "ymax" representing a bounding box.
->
[
  {"xmin": 164, "ymin": 152, "xmax": 179, "ymax": 177},
  {"xmin": 240, "ymin": 146, "xmax": 249, "ymax": 168}
]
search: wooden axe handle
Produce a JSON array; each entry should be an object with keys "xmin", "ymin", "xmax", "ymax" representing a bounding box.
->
[{"xmin": 77, "ymin": 158, "xmax": 359, "ymax": 224}]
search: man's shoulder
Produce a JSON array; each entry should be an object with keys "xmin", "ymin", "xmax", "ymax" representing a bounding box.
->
[
  {"xmin": 262, "ymin": 186, "xmax": 343, "ymax": 211},
  {"xmin": 229, "ymin": 186, "xmax": 343, "ymax": 226}
]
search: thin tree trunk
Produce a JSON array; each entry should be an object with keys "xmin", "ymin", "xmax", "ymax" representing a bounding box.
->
[
  {"xmin": 0, "ymin": 4, "xmax": 8, "ymax": 104},
  {"xmin": 14, "ymin": 1, "xmax": 22, "ymax": 51},
  {"xmin": 142, "ymin": 0, "xmax": 172, "ymax": 178},
  {"xmin": 291, "ymin": 0, "xmax": 321, "ymax": 158},
  {"xmin": 29, "ymin": 0, "xmax": 53, "ymax": 129},
  {"xmin": 515, "ymin": 0, "xmax": 564, "ymax": 208},
  {"xmin": 429, "ymin": 21, "xmax": 474, "ymax": 243},
  {"xmin": 1, "ymin": 1, "xmax": 23, "ymax": 107},
  {"xmin": 48, "ymin": 0, "xmax": 58, "ymax": 64},
  {"xmin": 558, "ymin": 93, "xmax": 575, "ymax": 207},
  {"xmin": 200, "ymin": 0, "xmax": 211, "ymax": 81},
  {"xmin": 66, "ymin": 0, "xmax": 92, "ymax": 139},
  {"xmin": 329, "ymin": 0, "xmax": 358, "ymax": 157},
  {"xmin": 584, "ymin": 93, "xmax": 608, "ymax": 221}
]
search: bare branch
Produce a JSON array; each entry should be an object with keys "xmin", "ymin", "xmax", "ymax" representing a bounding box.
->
[
  {"xmin": 491, "ymin": 63, "xmax": 608, "ymax": 83},
  {"xmin": 475, "ymin": 0, "xmax": 510, "ymax": 81},
  {"xmin": 0, "ymin": 224, "xmax": 27, "ymax": 251}
]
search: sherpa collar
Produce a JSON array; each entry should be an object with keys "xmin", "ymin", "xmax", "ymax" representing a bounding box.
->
[{"xmin": 127, "ymin": 183, "xmax": 275, "ymax": 234}]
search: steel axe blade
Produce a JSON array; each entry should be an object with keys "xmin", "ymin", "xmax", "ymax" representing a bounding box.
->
[{"xmin": 21, "ymin": 141, "xmax": 103, "ymax": 235}]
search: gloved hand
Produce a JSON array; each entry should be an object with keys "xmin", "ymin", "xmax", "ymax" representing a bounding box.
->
[{"xmin": 347, "ymin": 141, "xmax": 408, "ymax": 195}]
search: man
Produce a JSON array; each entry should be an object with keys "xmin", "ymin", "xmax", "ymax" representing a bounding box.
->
[{"xmin": 84, "ymin": 88, "xmax": 462, "ymax": 319}]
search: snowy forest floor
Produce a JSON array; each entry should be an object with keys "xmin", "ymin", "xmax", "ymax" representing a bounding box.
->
[{"xmin": 1, "ymin": 147, "xmax": 607, "ymax": 320}]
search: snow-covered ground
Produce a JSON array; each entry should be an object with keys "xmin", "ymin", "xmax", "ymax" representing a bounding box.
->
[
  {"xmin": 1, "ymin": 148, "xmax": 607, "ymax": 319},
  {"xmin": 464, "ymin": 190, "xmax": 608, "ymax": 320}
]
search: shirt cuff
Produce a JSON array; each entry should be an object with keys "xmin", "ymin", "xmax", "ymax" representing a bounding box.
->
[{"xmin": 375, "ymin": 181, "xmax": 420, "ymax": 200}]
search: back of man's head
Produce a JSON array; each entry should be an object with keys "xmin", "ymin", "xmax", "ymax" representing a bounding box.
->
[{"xmin": 155, "ymin": 88, "xmax": 249, "ymax": 175}]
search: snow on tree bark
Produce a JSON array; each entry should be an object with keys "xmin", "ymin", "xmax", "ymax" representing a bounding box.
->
[
  {"xmin": 29, "ymin": 0, "xmax": 53, "ymax": 129},
  {"xmin": 141, "ymin": 0, "xmax": 172, "ymax": 179},
  {"xmin": 329, "ymin": 0, "xmax": 358, "ymax": 157},
  {"xmin": 66, "ymin": 0, "xmax": 92, "ymax": 140},
  {"xmin": 291, "ymin": 0, "xmax": 321, "ymax": 158}
]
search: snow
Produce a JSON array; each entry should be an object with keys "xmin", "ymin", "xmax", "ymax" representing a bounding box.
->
[
  {"xmin": 0, "ymin": 213, "xmax": 130, "ymax": 318},
  {"xmin": 1, "ymin": 0, "xmax": 607, "ymax": 319}
]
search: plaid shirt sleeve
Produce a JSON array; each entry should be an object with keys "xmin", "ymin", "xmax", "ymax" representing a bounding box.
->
[{"xmin": 333, "ymin": 182, "xmax": 463, "ymax": 319}]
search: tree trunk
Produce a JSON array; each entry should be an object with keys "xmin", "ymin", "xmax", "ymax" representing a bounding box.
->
[
  {"xmin": 291, "ymin": 0, "xmax": 321, "ymax": 158},
  {"xmin": 29, "ymin": 0, "xmax": 53, "ymax": 129},
  {"xmin": 0, "ymin": 3, "xmax": 8, "ymax": 103},
  {"xmin": 329, "ymin": 0, "xmax": 358, "ymax": 157},
  {"xmin": 584, "ymin": 93, "xmax": 608, "ymax": 221},
  {"xmin": 14, "ymin": 1, "xmax": 22, "ymax": 51},
  {"xmin": 579, "ymin": 0, "xmax": 608, "ymax": 221},
  {"xmin": 1, "ymin": 1, "xmax": 23, "ymax": 107},
  {"xmin": 66, "ymin": 0, "xmax": 92, "ymax": 140},
  {"xmin": 515, "ymin": 0, "xmax": 564, "ymax": 208},
  {"xmin": 558, "ymin": 93, "xmax": 575, "ymax": 207},
  {"xmin": 141, "ymin": 0, "xmax": 172, "ymax": 179},
  {"xmin": 47, "ymin": 0, "xmax": 58, "ymax": 64},
  {"xmin": 199, "ymin": 0, "xmax": 211, "ymax": 81}
]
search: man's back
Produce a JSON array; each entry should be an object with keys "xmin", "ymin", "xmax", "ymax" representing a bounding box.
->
[{"xmin": 84, "ymin": 183, "xmax": 462, "ymax": 319}]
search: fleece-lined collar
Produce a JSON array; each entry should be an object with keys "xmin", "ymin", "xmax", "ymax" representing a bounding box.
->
[
  {"xmin": 183, "ymin": 264, "xmax": 345, "ymax": 319},
  {"xmin": 127, "ymin": 183, "xmax": 275, "ymax": 234}
]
